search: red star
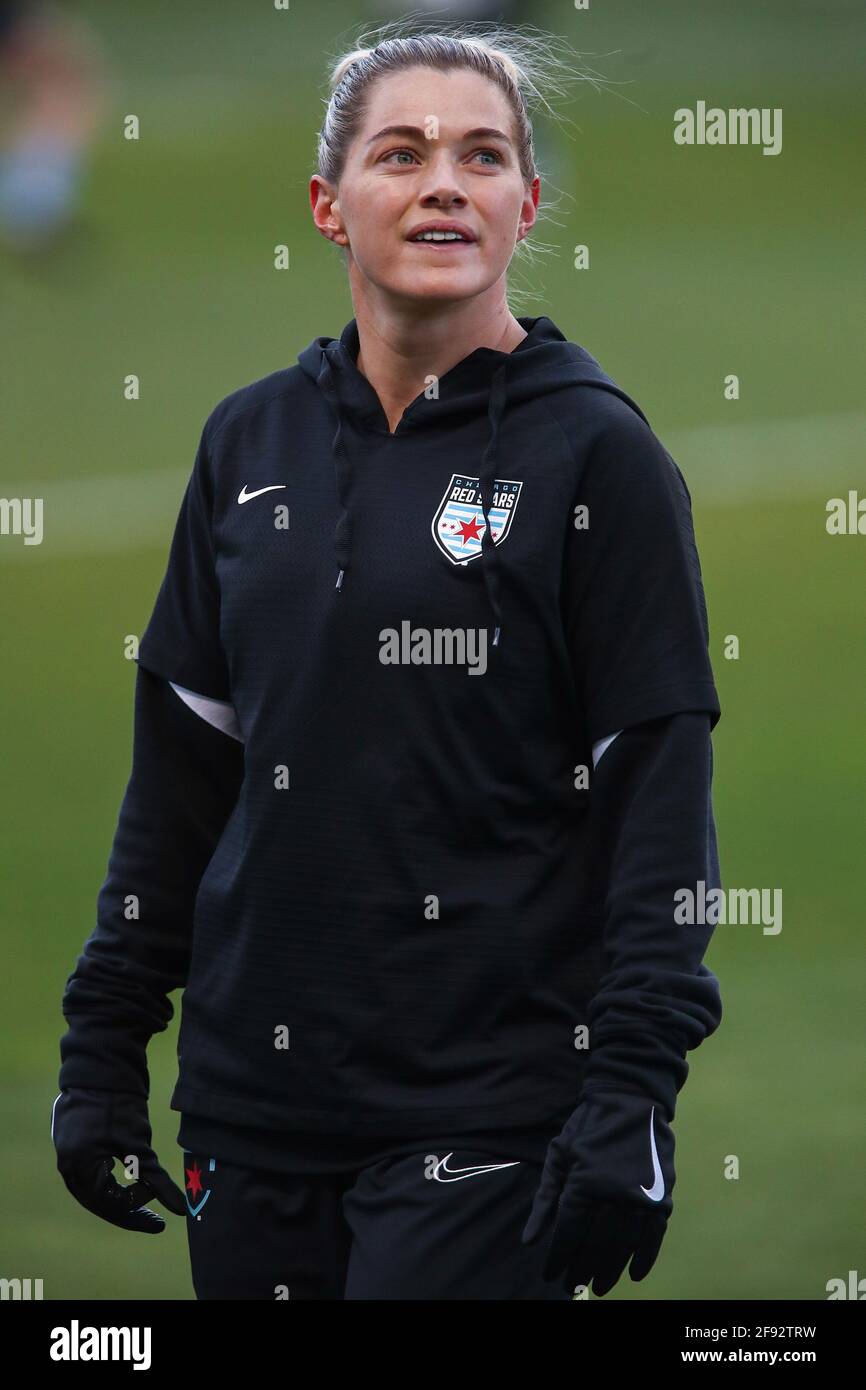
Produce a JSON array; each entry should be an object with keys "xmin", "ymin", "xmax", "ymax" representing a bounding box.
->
[
  {"xmin": 457, "ymin": 515, "xmax": 484, "ymax": 545},
  {"xmin": 185, "ymin": 1161, "xmax": 204, "ymax": 1200}
]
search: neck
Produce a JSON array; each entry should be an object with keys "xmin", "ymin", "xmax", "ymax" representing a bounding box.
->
[{"xmin": 352, "ymin": 301, "xmax": 528, "ymax": 433}]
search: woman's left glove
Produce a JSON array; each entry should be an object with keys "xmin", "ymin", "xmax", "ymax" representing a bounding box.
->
[{"xmin": 522, "ymin": 1088, "xmax": 674, "ymax": 1296}]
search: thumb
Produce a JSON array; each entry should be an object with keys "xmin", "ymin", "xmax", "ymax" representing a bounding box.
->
[
  {"xmin": 522, "ymin": 1179, "xmax": 558, "ymax": 1246},
  {"xmin": 522, "ymin": 1136, "xmax": 570, "ymax": 1246},
  {"xmin": 137, "ymin": 1163, "xmax": 188, "ymax": 1217}
]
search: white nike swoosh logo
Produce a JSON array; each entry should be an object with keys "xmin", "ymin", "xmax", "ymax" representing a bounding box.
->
[
  {"xmin": 432, "ymin": 1153, "xmax": 521, "ymax": 1183},
  {"xmin": 237, "ymin": 484, "xmax": 286, "ymax": 504},
  {"xmin": 50, "ymin": 1091, "xmax": 62, "ymax": 1141},
  {"xmin": 640, "ymin": 1105, "xmax": 665, "ymax": 1201}
]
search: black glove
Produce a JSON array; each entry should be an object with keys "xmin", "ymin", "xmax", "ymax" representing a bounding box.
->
[
  {"xmin": 522, "ymin": 1088, "xmax": 674, "ymax": 1296},
  {"xmin": 52, "ymin": 1087, "xmax": 187, "ymax": 1233}
]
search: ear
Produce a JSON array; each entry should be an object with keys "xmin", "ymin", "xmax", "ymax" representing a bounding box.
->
[
  {"xmin": 310, "ymin": 175, "xmax": 348, "ymax": 247},
  {"xmin": 516, "ymin": 175, "xmax": 540, "ymax": 243}
]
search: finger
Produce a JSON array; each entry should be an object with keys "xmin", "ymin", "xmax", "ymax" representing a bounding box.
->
[
  {"xmin": 542, "ymin": 1195, "xmax": 595, "ymax": 1281},
  {"xmin": 556, "ymin": 1200, "xmax": 603, "ymax": 1284},
  {"xmin": 590, "ymin": 1209, "xmax": 643, "ymax": 1297},
  {"xmin": 116, "ymin": 1204, "xmax": 168, "ymax": 1234},
  {"xmin": 92, "ymin": 1164, "xmax": 170, "ymax": 1232},
  {"xmin": 522, "ymin": 1152, "xmax": 566, "ymax": 1245},
  {"xmin": 556, "ymin": 1199, "xmax": 621, "ymax": 1291},
  {"xmin": 137, "ymin": 1165, "xmax": 188, "ymax": 1217},
  {"xmin": 66, "ymin": 1159, "xmax": 168, "ymax": 1233},
  {"xmin": 630, "ymin": 1212, "xmax": 668, "ymax": 1281},
  {"xmin": 522, "ymin": 1172, "xmax": 562, "ymax": 1245},
  {"xmin": 61, "ymin": 1156, "xmax": 114, "ymax": 1215},
  {"xmin": 522, "ymin": 1193, "xmax": 555, "ymax": 1246}
]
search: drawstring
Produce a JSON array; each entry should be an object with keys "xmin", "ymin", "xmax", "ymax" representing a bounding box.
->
[
  {"xmin": 317, "ymin": 346, "xmax": 352, "ymax": 591},
  {"xmin": 317, "ymin": 344, "xmax": 510, "ymax": 646},
  {"xmin": 476, "ymin": 360, "xmax": 509, "ymax": 647}
]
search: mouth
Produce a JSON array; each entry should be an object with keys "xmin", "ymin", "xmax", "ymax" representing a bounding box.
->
[
  {"xmin": 406, "ymin": 225, "xmax": 478, "ymax": 248},
  {"xmin": 408, "ymin": 239, "xmax": 477, "ymax": 250}
]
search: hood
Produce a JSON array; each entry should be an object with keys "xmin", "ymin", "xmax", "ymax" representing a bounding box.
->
[{"xmin": 298, "ymin": 314, "xmax": 650, "ymax": 647}]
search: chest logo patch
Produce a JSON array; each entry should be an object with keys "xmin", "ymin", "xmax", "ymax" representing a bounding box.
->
[{"xmin": 432, "ymin": 473, "xmax": 523, "ymax": 566}]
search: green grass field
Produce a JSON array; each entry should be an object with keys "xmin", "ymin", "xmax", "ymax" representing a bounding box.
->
[{"xmin": 1, "ymin": 0, "xmax": 863, "ymax": 1299}]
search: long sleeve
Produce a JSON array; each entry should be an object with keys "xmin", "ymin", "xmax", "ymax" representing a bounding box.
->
[
  {"xmin": 580, "ymin": 709, "xmax": 723, "ymax": 1120},
  {"xmin": 57, "ymin": 664, "xmax": 244, "ymax": 1095}
]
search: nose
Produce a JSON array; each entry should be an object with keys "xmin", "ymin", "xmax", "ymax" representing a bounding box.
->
[{"xmin": 415, "ymin": 150, "xmax": 470, "ymax": 207}]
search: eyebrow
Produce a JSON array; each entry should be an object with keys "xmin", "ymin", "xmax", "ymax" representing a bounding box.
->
[{"xmin": 365, "ymin": 124, "xmax": 512, "ymax": 146}]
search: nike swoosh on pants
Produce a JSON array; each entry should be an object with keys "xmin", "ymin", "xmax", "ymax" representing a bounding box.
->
[{"xmin": 432, "ymin": 1153, "xmax": 521, "ymax": 1183}]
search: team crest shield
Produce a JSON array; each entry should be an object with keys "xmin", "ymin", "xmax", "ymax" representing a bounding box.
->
[
  {"xmin": 184, "ymin": 1155, "xmax": 215, "ymax": 1218},
  {"xmin": 432, "ymin": 473, "xmax": 523, "ymax": 565}
]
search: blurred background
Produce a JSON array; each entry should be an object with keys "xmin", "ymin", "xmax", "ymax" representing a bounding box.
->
[{"xmin": 1, "ymin": 0, "xmax": 863, "ymax": 1299}]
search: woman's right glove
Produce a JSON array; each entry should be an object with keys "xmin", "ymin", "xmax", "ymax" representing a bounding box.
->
[
  {"xmin": 53, "ymin": 668, "xmax": 245, "ymax": 1235},
  {"xmin": 52, "ymin": 1087, "xmax": 187, "ymax": 1233}
]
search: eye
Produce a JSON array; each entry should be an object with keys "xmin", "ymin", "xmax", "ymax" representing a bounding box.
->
[{"xmin": 379, "ymin": 147, "xmax": 504, "ymax": 167}]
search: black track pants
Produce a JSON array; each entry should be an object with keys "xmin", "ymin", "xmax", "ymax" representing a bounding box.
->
[{"xmin": 183, "ymin": 1143, "xmax": 573, "ymax": 1301}]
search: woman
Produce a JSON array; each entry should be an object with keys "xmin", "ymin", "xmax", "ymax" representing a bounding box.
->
[{"xmin": 53, "ymin": 27, "xmax": 723, "ymax": 1301}]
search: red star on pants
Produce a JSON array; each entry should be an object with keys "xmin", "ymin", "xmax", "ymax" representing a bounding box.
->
[
  {"xmin": 185, "ymin": 1161, "xmax": 204, "ymax": 1200},
  {"xmin": 458, "ymin": 515, "xmax": 484, "ymax": 545}
]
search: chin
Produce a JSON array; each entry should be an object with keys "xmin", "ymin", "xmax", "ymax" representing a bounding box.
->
[{"xmin": 374, "ymin": 275, "xmax": 484, "ymax": 306}]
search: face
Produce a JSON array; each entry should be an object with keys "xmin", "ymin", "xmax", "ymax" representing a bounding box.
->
[{"xmin": 311, "ymin": 67, "xmax": 539, "ymax": 308}]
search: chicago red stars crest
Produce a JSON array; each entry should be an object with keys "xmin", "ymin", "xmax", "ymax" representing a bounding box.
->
[
  {"xmin": 432, "ymin": 473, "xmax": 523, "ymax": 565},
  {"xmin": 184, "ymin": 1155, "xmax": 215, "ymax": 1218}
]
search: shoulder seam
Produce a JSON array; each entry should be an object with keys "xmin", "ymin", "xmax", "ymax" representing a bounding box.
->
[
  {"xmin": 541, "ymin": 387, "xmax": 655, "ymax": 476},
  {"xmin": 204, "ymin": 374, "xmax": 298, "ymax": 453}
]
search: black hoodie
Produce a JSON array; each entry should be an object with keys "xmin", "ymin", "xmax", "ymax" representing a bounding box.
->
[{"xmin": 59, "ymin": 314, "xmax": 722, "ymax": 1142}]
